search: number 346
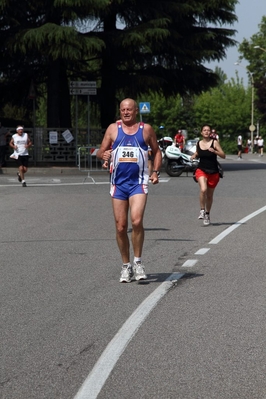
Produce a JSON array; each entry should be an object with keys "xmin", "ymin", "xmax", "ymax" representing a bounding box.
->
[{"xmin": 122, "ymin": 151, "xmax": 134, "ymax": 157}]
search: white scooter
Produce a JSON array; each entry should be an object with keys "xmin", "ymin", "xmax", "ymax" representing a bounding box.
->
[
  {"xmin": 164, "ymin": 144, "xmax": 199, "ymax": 177},
  {"xmin": 157, "ymin": 136, "xmax": 174, "ymax": 166}
]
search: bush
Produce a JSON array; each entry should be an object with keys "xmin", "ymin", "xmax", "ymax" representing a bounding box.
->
[{"xmin": 220, "ymin": 138, "xmax": 239, "ymax": 155}]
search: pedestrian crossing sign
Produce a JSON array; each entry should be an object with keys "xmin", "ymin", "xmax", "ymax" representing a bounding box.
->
[{"xmin": 139, "ymin": 102, "xmax": 151, "ymax": 114}]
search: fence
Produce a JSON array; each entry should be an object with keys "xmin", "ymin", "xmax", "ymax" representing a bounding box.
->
[
  {"xmin": 77, "ymin": 146, "xmax": 109, "ymax": 182},
  {"xmin": 5, "ymin": 127, "xmax": 105, "ymax": 166}
]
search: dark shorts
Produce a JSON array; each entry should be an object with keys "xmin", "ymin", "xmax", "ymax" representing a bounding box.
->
[
  {"xmin": 237, "ymin": 145, "xmax": 242, "ymax": 151},
  {"xmin": 16, "ymin": 155, "xmax": 29, "ymax": 167},
  {"xmin": 110, "ymin": 183, "xmax": 148, "ymax": 200},
  {"xmin": 195, "ymin": 169, "xmax": 220, "ymax": 188}
]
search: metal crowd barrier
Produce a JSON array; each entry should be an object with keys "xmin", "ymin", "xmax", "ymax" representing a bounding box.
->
[{"xmin": 78, "ymin": 146, "xmax": 108, "ymax": 183}]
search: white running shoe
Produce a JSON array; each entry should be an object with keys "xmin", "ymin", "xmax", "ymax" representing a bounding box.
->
[
  {"xmin": 198, "ymin": 210, "xmax": 205, "ymax": 219},
  {"xmin": 203, "ymin": 214, "xmax": 210, "ymax": 226},
  {"xmin": 119, "ymin": 265, "xmax": 134, "ymax": 283},
  {"xmin": 133, "ymin": 262, "xmax": 147, "ymax": 281}
]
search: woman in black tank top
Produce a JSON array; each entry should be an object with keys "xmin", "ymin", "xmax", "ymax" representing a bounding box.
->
[{"xmin": 190, "ymin": 125, "xmax": 226, "ymax": 225}]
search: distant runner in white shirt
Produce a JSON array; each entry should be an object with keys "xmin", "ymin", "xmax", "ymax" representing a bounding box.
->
[
  {"xmin": 237, "ymin": 135, "xmax": 243, "ymax": 160},
  {"xmin": 257, "ymin": 136, "xmax": 264, "ymax": 157},
  {"xmin": 9, "ymin": 126, "xmax": 32, "ymax": 187}
]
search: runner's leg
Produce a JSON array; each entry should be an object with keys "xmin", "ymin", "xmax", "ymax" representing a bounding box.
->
[
  {"xmin": 129, "ymin": 193, "xmax": 147, "ymax": 258},
  {"xmin": 112, "ymin": 198, "xmax": 130, "ymax": 263}
]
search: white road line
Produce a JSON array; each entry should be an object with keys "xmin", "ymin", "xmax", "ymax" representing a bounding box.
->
[
  {"xmin": 0, "ymin": 179, "xmax": 169, "ymax": 188},
  {"xmin": 74, "ymin": 206, "xmax": 266, "ymax": 399},
  {"xmin": 73, "ymin": 272, "xmax": 184, "ymax": 399},
  {"xmin": 181, "ymin": 259, "xmax": 198, "ymax": 268},
  {"xmin": 209, "ymin": 205, "xmax": 266, "ymax": 244},
  {"xmin": 0, "ymin": 182, "xmax": 110, "ymax": 187},
  {"xmin": 195, "ymin": 248, "xmax": 210, "ymax": 255}
]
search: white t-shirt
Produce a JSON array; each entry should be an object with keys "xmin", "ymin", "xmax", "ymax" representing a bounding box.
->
[
  {"xmin": 12, "ymin": 132, "xmax": 29, "ymax": 156},
  {"xmin": 237, "ymin": 135, "xmax": 242, "ymax": 145}
]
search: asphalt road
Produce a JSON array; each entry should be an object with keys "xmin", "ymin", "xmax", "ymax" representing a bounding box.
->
[{"xmin": 1, "ymin": 153, "xmax": 266, "ymax": 399}]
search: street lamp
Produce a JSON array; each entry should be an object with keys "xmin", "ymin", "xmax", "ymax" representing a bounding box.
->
[
  {"xmin": 234, "ymin": 62, "xmax": 255, "ymax": 151},
  {"xmin": 254, "ymin": 45, "xmax": 266, "ymax": 53},
  {"xmin": 253, "ymin": 46, "xmax": 266, "ymax": 138}
]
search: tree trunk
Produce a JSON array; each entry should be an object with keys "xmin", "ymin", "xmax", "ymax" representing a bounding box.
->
[
  {"xmin": 47, "ymin": 59, "xmax": 71, "ymax": 127},
  {"xmin": 100, "ymin": 11, "xmax": 119, "ymax": 129}
]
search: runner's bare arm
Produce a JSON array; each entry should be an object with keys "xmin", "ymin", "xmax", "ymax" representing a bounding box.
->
[
  {"xmin": 145, "ymin": 125, "xmax": 162, "ymax": 172},
  {"xmin": 97, "ymin": 123, "xmax": 116, "ymax": 162},
  {"xmin": 210, "ymin": 141, "xmax": 226, "ymax": 159}
]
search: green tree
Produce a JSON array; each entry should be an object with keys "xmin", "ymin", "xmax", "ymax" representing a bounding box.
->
[
  {"xmin": 0, "ymin": 0, "xmax": 238, "ymax": 128},
  {"xmin": 238, "ymin": 15, "xmax": 266, "ymax": 122},
  {"xmin": 0, "ymin": 0, "xmax": 108, "ymax": 127},
  {"xmin": 95, "ymin": 0, "xmax": 238, "ymax": 127},
  {"xmin": 140, "ymin": 73, "xmax": 263, "ymax": 154},
  {"xmin": 194, "ymin": 76, "xmax": 253, "ymax": 135}
]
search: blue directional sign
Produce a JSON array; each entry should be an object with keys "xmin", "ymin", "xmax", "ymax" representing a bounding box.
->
[{"xmin": 139, "ymin": 102, "xmax": 151, "ymax": 114}]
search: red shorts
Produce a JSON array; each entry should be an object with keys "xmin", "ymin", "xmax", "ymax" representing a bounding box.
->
[{"xmin": 195, "ymin": 169, "xmax": 219, "ymax": 188}]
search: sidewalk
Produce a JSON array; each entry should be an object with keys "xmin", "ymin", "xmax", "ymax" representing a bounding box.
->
[{"xmin": 221, "ymin": 151, "xmax": 266, "ymax": 164}]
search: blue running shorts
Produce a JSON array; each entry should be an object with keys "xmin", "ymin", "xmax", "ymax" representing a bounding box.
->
[{"xmin": 110, "ymin": 183, "xmax": 148, "ymax": 200}]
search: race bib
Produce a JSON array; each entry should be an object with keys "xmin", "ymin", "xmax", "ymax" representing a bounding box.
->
[{"xmin": 118, "ymin": 146, "xmax": 139, "ymax": 163}]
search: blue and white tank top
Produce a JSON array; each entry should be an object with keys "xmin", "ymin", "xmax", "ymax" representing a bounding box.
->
[{"xmin": 111, "ymin": 122, "xmax": 149, "ymax": 185}]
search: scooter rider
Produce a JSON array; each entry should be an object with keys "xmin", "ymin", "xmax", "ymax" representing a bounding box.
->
[
  {"xmin": 174, "ymin": 129, "xmax": 185, "ymax": 151},
  {"xmin": 210, "ymin": 129, "xmax": 219, "ymax": 141}
]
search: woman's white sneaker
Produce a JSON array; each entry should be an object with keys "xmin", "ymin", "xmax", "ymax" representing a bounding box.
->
[
  {"xmin": 203, "ymin": 214, "xmax": 210, "ymax": 225},
  {"xmin": 198, "ymin": 210, "xmax": 205, "ymax": 219}
]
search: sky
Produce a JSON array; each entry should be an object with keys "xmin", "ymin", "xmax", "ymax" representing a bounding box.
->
[{"xmin": 205, "ymin": 0, "xmax": 266, "ymax": 86}]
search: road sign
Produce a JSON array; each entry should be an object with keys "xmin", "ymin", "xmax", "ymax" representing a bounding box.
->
[
  {"xmin": 139, "ymin": 102, "xmax": 151, "ymax": 113},
  {"xmin": 249, "ymin": 124, "xmax": 256, "ymax": 132},
  {"xmin": 70, "ymin": 81, "xmax": 96, "ymax": 88},
  {"xmin": 70, "ymin": 88, "xmax": 97, "ymax": 95}
]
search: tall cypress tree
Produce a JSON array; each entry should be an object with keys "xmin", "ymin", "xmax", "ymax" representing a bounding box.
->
[
  {"xmin": 0, "ymin": 0, "xmax": 108, "ymax": 127},
  {"xmin": 94, "ymin": 0, "xmax": 237, "ymax": 127},
  {"xmin": 0, "ymin": 0, "xmax": 237, "ymax": 128}
]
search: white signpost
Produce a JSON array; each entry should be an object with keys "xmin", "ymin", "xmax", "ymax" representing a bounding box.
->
[
  {"xmin": 70, "ymin": 81, "xmax": 96, "ymax": 88},
  {"xmin": 70, "ymin": 88, "xmax": 97, "ymax": 95},
  {"xmin": 70, "ymin": 81, "xmax": 97, "ymax": 95},
  {"xmin": 69, "ymin": 81, "xmax": 97, "ymax": 154}
]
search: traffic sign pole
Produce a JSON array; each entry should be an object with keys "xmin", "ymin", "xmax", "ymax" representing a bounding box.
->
[
  {"xmin": 88, "ymin": 95, "xmax": 90, "ymax": 147},
  {"xmin": 69, "ymin": 82, "xmax": 97, "ymax": 161}
]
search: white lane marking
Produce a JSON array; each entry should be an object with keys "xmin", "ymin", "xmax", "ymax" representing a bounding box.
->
[
  {"xmin": 249, "ymin": 159, "xmax": 266, "ymax": 163},
  {"xmin": 181, "ymin": 259, "xmax": 198, "ymax": 268},
  {"xmin": 73, "ymin": 272, "xmax": 184, "ymax": 399},
  {"xmin": 209, "ymin": 205, "xmax": 266, "ymax": 244},
  {"xmin": 8, "ymin": 178, "xmax": 62, "ymax": 183},
  {"xmin": 0, "ymin": 182, "xmax": 110, "ymax": 187},
  {"xmin": 195, "ymin": 248, "xmax": 210, "ymax": 255},
  {"xmin": 1, "ymin": 179, "xmax": 169, "ymax": 187}
]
